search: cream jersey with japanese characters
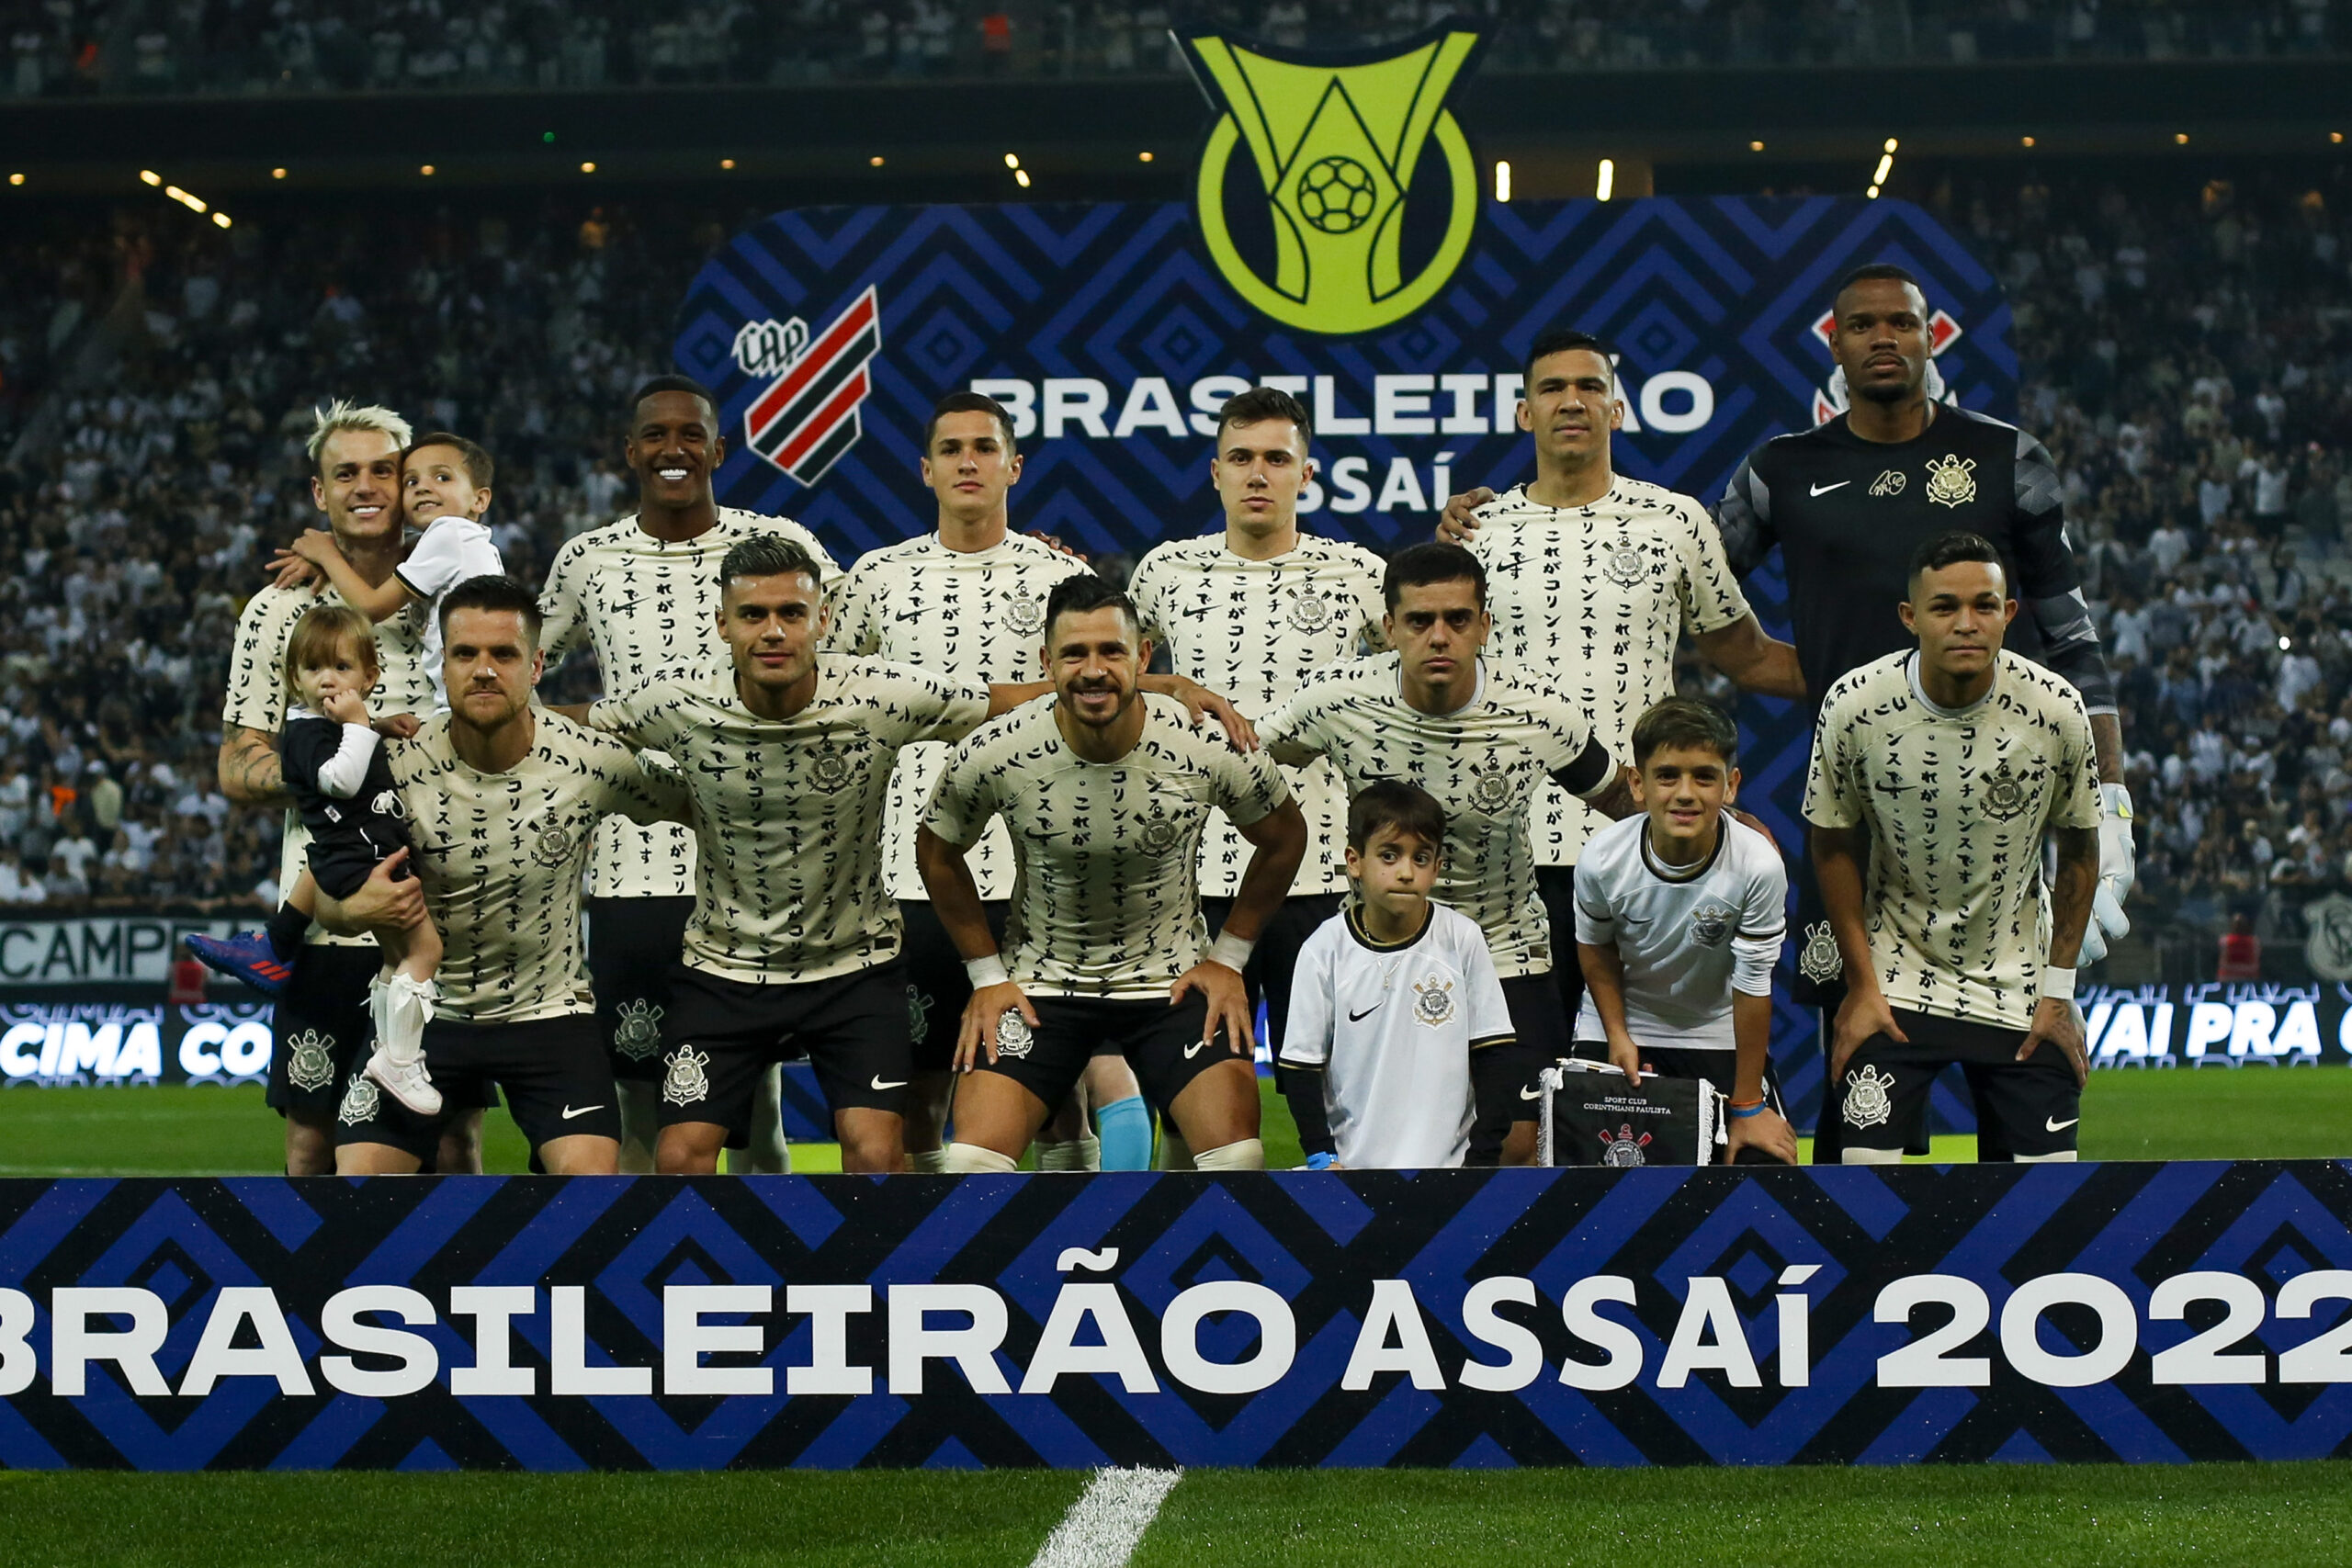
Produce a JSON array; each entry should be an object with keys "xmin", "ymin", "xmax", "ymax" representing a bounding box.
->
[
  {"xmin": 222, "ymin": 580, "xmax": 437, "ymax": 950},
  {"xmin": 537, "ymin": 507, "xmax": 839, "ymax": 900},
  {"xmin": 1802, "ymin": 649, "xmax": 2102, "ymax": 1029},
  {"xmin": 1262, "ymin": 656, "xmax": 1615, "ymax": 979},
  {"xmin": 1127, "ymin": 532, "xmax": 1387, "ymax": 897},
  {"xmin": 1469, "ymin": 479, "xmax": 1753, "ymax": 866},
  {"xmin": 826, "ymin": 531, "xmax": 1090, "ymax": 902},
  {"xmin": 590, "ymin": 659, "xmax": 989, "ymax": 986},
  {"xmin": 390, "ymin": 713, "xmax": 682, "ymax": 1023},
  {"xmin": 925, "ymin": 694, "xmax": 1292, "ymax": 999}
]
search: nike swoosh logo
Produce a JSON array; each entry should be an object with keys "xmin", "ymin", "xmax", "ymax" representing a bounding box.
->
[
  {"xmin": 893, "ymin": 609, "xmax": 926, "ymax": 622},
  {"xmin": 1347, "ymin": 1005, "xmax": 1381, "ymax": 1022},
  {"xmin": 1520, "ymin": 1086, "xmax": 1544, "ymax": 1100},
  {"xmin": 561, "ymin": 1104, "xmax": 603, "ymax": 1120},
  {"xmin": 1810, "ymin": 480, "xmax": 1852, "ymax": 496},
  {"xmin": 871, "ymin": 1077, "xmax": 909, "ymax": 1090},
  {"xmin": 1185, "ymin": 1039, "xmax": 1209, "ymax": 1059},
  {"xmin": 2046, "ymin": 1116, "xmax": 2079, "ymax": 1132}
]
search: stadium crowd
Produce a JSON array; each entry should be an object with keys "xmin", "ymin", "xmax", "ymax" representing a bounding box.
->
[
  {"xmin": 0, "ymin": 165, "xmax": 2347, "ymax": 982},
  {"xmin": 2, "ymin": 0, "xmax": 2339, "ymax": 96}
]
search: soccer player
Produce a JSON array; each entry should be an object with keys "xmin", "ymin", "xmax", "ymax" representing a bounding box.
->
[
  {"xmin": 1261, "ymin": 543, "xmax": 1631, "ymax": 1165},
  {"xmin": 1279, "ymin": 781, "xmax": 1513, "ymax": 1171},
  {"xmin": 538, "ymin": 375, "xmax": 839, "ymax": 1173},
  {"xmin": 327, "ymin": 577, "xmax": 685, "ymax": 1175},
  {"xmin": 1436, "ymin": 329, "xmax": 1804, "ymax": 1038},
  {"xmin": 1127, "ymin": 386, "xmax": 1387, "ymax": 1167},
  {"xmin": 917, "ymin": 575, "xmax": 1308, "ymax": 1176},
  {"xmin": 211, "ymin": 401, "xmax": 480, "ymax": 1177},
  {"xmin": 826, "ymin": 391, "xmax": 1112, "ymax": 1173},
  {"xmin": 1804, "ymin": 531, "xmax": 2099, "ymax": 1164},
  {"xmin": 1572, "ymin": 697, "xmax": 1797, "ymax": 1165}
]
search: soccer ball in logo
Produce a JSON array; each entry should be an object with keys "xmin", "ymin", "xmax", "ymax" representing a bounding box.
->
[{"xmin": 1296, "ymin": 156, "xmax": 1378, "ymax": 234}]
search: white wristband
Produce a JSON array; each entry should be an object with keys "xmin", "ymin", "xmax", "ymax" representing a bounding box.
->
[
  {"xmin": 2039, "ymin": 965, "xmax": 2076, "ymax": 1002},
  {"xmin": 1207, "ymin": 931, "xmax": 1255, "ymax": 972},
  {"xmin": 965, "ymin": 954, "xmax": 1010, "ymax": 989}
]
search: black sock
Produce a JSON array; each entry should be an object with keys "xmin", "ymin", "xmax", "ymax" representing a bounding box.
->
[{"xmin": 265, "ymin": 903, "xmax": 311, "ymax": 961}]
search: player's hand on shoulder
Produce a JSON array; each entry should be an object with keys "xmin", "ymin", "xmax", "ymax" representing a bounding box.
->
[
  {"xmin": 1729, "ymin": 807, "xmax": 1776, "ymax": 849},
  {"xmin": 265, "ymin": 547, "xmax": 322, "ymax": 591},
  {"xmin": 1167, "ymin": 678, "xmax": 1258, "ymax": 751},
  {"xmin": 1023, "ymin": 529, "xmax": 1087, "ymax": 562},
  {"xmin": 956, "ymin": 981, "xmax": 1036, "ymax": 1073},
  {"xmin": 2018, "ymin": 997, "xmax": 2088, "ymax": 1088},
  {"xmin": 1170, "ymin": 959, "xmax": 1254, "ymax": 1055},
  {"xmin": 1436, "ymin": 487, "xmax": 1496, "ymax": 544},
  {"xmin": 288, "ymin": 527, "xmax": 341, "ymax": 567}
]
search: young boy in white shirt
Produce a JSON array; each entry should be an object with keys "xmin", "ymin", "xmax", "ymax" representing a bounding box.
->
[
  {"xmin": 1279, "ymin": 780, "xmax": 1515, "ymax": 1169},
  {"xmin": 1573, "ymin": 696, "xmax": 1798, "ymax": 1164}
]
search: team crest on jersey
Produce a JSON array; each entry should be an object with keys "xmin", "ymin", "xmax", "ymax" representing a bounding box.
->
[
  {"xmin": 1136, "ymin": 807, "xmax": 1181, "ymax": 857},
  {"xmin": 906, "ymin": 985, "xmax": 933, "ymax": 1043},
  {"xmin": 735, "ymin": 285, "xmax": 883, "ymax": 489},
  {"xmin": 1597, "ymin": 1122, "xmax": 1651, "ymax": 1168},
  {"xmin": 612, "ymin": 998, "xmax": 664, "ymax": 1062},
  {"xmin": 530, "ymin": 822, "xmax": 575, "ymax": 868},
  {"xmin": 1285, "ymin": 586, "xmax": 1332, "ymax": 634},
  {"xmin": 1600, "ymin": 540, "xmax": 1648, "ymax": 589},
  {"xmin": 807, "ymin": 740, "xmax": 857, "ymax": 794},
  {"xmin": 1979, "ymin": 758, "xmax": 2031, "ymax": 821},
  {"xmin": 1003, "ymin": 592, "xmax": 1046, "ymax": 636},
  {"xmin": 1842, "ymin": 1064, "xmax": 1897, "ymax": 1129},
  {"xmin": 995, "ymin": 1009, "xmax": 1035, "ymax": 1059},
  {"xmin": 1925, "ymin": 453, "xmax": 1979, "ymax": 508},
  {"xmin": 1690, "ymin": 902, "xmax": 1732, "ymax": 948},
  {"xmin": 1798, "ymin": 920, "xmax": 1842, "ymax": 984},
  {"xmin": 1469, "ymin": 758, "xmax": 1519, "ymax": 814},
  {"xmin": 662, "ymin": 1045, "xmax": 712, "ymax": 1105},
  {"xmin": 283, "ymin": 1029, "xmax": 336, "ymax": 1091},
  {"xmin": 1870, "ymin": 468, "xmax": 1907, "ymax": 497},
  {"xmin": 1412, "ymin": 974, "xmax": 1455, "ymax": 1026},
  {"xmin": 336, "ymin": 1071, "xmax": 380, "ymax": 1126}
]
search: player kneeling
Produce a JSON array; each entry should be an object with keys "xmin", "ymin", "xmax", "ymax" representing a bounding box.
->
[
  {"xmin": 1570, "ymin": 697, "xmax": 1796, "ymax": 1165},
  {"xmin": 1277, "ymin": 782, "xmax": 1513, "ymax": 1170}
]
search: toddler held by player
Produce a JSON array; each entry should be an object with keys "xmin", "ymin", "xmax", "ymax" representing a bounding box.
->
[{"xmin": 1278, "ymin": 781, "xmax": 1513, "ymax": 1170}]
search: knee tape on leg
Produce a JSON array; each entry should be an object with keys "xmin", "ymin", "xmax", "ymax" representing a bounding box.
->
[
  {"xmin": 1035, "ymin": 1137, "xmax": 1086, "ymax": 1172},
  {"xmin": 1190, "ymin": 1137, "xmax": 1264, "ymax": 1172},
  {"xmin": 944, "ymin": 1142, "xmax": 1019, "ymax": 1175},
  {"xmin": 1094, "ymin": 1094, "xmax": 1151, "ymax": 1172}
]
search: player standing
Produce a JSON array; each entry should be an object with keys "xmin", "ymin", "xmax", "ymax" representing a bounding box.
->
[
  {"xmin": 1261, "ymin": 543, "xmax": 1631, "ymax": 1165},
  {"xmin": 917, "ymin": 576, "xmax": 1308, "ymax": 1175},
  {"xmin": 1126, "ymin": 386, "xmax": 1387, "ymax": 1167},
  {"xmin": 538, "ymin": 376, "xmax": 838, "ymax": 1173},
  {"xmin": 1804, "ymin": 532, "xmax": 2100, "ymax": 1163},
  {"xmin": 329, "ymin": 578, "xmax": 685, "ymax": 1175}
]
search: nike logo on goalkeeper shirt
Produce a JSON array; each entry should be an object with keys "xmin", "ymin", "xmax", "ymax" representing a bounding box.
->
[{"xmin": 1810, "ymin": 480, "xmax": 1852, "ymax": 496}]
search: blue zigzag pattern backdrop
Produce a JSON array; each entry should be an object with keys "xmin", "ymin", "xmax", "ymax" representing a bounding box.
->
[{"xmin": 675, "ymin": 197, "xmax": 2017, "ymax": 1130}]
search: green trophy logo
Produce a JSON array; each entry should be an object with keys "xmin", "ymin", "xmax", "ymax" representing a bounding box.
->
[{"xmin": 1183, "ymin": 27, "xmax": 1484, "ymax": 336}]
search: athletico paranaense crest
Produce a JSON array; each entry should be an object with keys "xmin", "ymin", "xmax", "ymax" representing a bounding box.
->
[{"xmin": 735, "ymin": 285, "xmax": 882, "ymax": 488}]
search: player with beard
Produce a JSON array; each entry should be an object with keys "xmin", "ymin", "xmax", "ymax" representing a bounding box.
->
[
  {"xmin": 1125, "ymin": 387, "xmax": 1387, "ymax": 1169},
  {"xmin": 919, "ymin": 576, "xmax": 1307, "ymax": 1176},
  {"xmin": 326, "ymin": 577, "xmax": 685, "ymax": 1175},
  {"xmin": 208, "ymin": 402, "xmax": 482, "ymax": 1177},
  {"xmin": 538, "ymin": 376, "xmax": 838, "ymax": 1174}
]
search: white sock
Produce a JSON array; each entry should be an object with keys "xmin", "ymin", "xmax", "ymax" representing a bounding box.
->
[
  {"xmin": 1074, "ymin": 1132, "xmax": 1101, "ymax": 1171},
  {"xmin": 1190, "ymin": 1137, "xmax": 1265, "ymax": 1171},
  {"xmin": 1840, "ymin": 1146, "xmax": 1902, "ymax": 1166},
  {"xmin": 2015, "ymin": 1150, "xmax": 2078, "ymax": 1163},
  {"xmin": 379, "ymin": 974, "xmax": 435, "ymax": 1068},
  {"xmin": 908, "ymin": 1147, "xmax": 950, "ymax": 1175},
  {"xmin": 944, "ymin": 1142, "xmax": 1019, "ymax": 1175},
  {"xmin": 1035, "ymin": 1134, "xmax": 1102, "ymax": 1172}
]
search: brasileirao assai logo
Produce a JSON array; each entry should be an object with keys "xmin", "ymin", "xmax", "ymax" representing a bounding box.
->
[{"xmin": 1179, "ymin": 26, "xmax": 1485, "ymax": 337}]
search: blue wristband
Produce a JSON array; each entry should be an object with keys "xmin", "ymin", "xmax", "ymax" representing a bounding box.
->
[
  {"xmin": 1727, "ymin": 1101, "xmax": 1768, "ymax": 1120},
  {"xmin": 1305, "ymin": 1151, "xmax": 1337, "ymax": 1170}
]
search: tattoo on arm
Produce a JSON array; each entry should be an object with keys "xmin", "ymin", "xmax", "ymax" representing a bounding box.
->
[{"xmin": 220, "ymin": 726, "xmax": 290, "ymax": 807}]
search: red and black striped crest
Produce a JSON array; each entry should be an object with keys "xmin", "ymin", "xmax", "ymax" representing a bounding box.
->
[{"xmin": 740, "ymin": 285, "xmax": 882, "ymax": 487}]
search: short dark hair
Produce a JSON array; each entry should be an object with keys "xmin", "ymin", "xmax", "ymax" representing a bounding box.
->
[
  {"xmin": 1383, "ymin": 541, "xmax": 1486, "ymax": 611},
  {"xmin": 1043, "ymin": 573, "xmax": 1140, "ymax": 643},
  {"xmin": 925, "ymin": 391, "xmax": 1018, "ymax": 455},
  {"xmin": 630, "ymin": 374, "xmax": 719, "ymax": 425},
  {"xmin": 1835, "ymin": 263, "xmax": 1924, "ymax": 301},
  {"xmin": 1527, "ymin": 327, "xmax": 1615, "ymax": 386},
  {"xmin": 405, "ymin": 431, "xmax": 493, "ymax": 491},
  {"xmin": 1907, "ymin": 529, "xmax": 2006, "ymax": 592},
  {"xmin": 1347, "ymin": 779, "xmax": 1446, "ymax": 853},
  {"xmin": 718, "ymin": 533, "xmax": 825, "ymax": 595},
  {"xmin": 1215, "ymin": 386, "xmax": 1311, "ymax": 450},
  {"xmin": 438, "ymin": 573, "xmax": 544, "ymax": 645},
  {"xmin": 1630, "ymin": 696, "xmax": 1738, "ymax": 769}
]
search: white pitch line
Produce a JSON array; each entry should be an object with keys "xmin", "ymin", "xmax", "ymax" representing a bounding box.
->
[{"xmin": 1028, "ymin": 1465, "xmax": 1183, "ymax": 1568}]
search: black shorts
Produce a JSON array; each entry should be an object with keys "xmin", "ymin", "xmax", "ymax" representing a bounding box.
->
[
  {"xmin": 899, "ymin": 899, "xmax": 1010, "ymax": 1075},
  {"xmin": 1535, "ymin": 868, "xmax": 1589, "ymax": 1031},
  {"xmin": 588, "ymin": 895, "xmax": 693, "ymax": 1083},
  {"xmin": 333, "ymin": 1013, "xmax": 616, "ymax": 1163},
  {"xmin": 307, "ymin": 829, "xmax": 412, "ymax": 902},
  {"xmin": 1838, "ymin": 1008, "xmax": 2080, "ymax": 1159},
  {"xmin": 660, "ymin": 961, "xmax": 911, "ymax": 1145},
  {"xmin": 974, "ymin": 992, "xmax": 1240, "ymax": 1115},
  {"xmin": 1204, "ymin": 892, "xmax": 1340, "ymax": 1062},
  {"xmin": 1569, "ymin": 1040, "xmax": 1788, "ymax": 1115},
  {"xmin": 266, "ymin": 943, "xmax": 378, "ymax": 1117},
  {"xmin": 1465, "ymin": 970, "xmax": 1574, "ymax": 1163}
]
